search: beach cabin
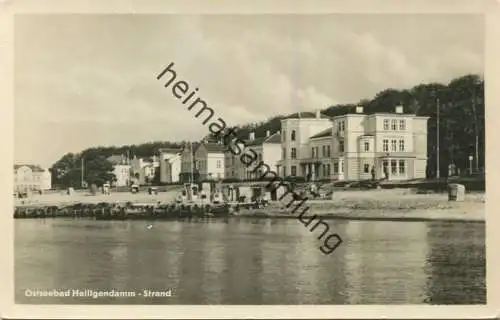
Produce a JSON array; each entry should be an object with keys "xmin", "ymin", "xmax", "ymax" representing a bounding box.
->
[
  {"xmin": 102, "ymin": 183, "xmax": 110, "ymax": 195},
  {"xmin": 130, "ymin": 184, "xmax": 139, "ymax": 194}
]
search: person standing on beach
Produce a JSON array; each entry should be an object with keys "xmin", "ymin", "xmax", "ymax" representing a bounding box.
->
[{"xmin": 371, "ymin": 167, "xmax": 376, "ymax": 181}]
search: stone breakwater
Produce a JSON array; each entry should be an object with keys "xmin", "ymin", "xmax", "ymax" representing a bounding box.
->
[
  {"xmin": 14, "ymin": 202, "xmax": 235, "ymax": 220},
  {"xmin": 13, "ymin": 196, "xmax": 485, "ymax": 222}
]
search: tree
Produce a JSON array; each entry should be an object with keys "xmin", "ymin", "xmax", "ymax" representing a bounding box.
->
[{"xmin": 84, "ymin": 155, "xmax": 116, "ymax": 187}]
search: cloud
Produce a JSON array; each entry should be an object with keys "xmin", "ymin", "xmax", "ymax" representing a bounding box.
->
[{"xmin": 14, "ymin": 14, "xmax": 483, "ymax": 167}]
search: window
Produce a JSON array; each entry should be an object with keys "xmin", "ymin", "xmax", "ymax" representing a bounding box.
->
[
  {"xmin": 283, "ymin": 166, "xmax": 286, "ymax": 176},
  {"xmin": 322, "ymin": 146, "xmax": 326, "ymax": 157},
  {"xmin": 316, "ymin": 147, "xmax": 319, "ymax": 158},
  {"xmin": 322, "ymin": 164, "xmax": 326, "ymax": 177},
  {"xmin": 391, "ymin": 160, "xmax": 397, "ymax": 174},
  {"xmin": 383, "ymin": 139, "xmax": 389, "ymax": 152},
  {"xmin": 398, "ymin": 139, "xmax": 405, "ymax": 152},
  {"xmin": 327, "ymin": 164, "xmax": 331, "ymax": 176},
  {"xmin": 399, "ymin": 160, "xmax": 406, "ymax": 175},
  {"xmin": 364, "ymin": 163, "xmax": 370, "ymax": 173},
  {"xmin": 291, "ymin": 148, "xmax": 297, "ymax": 159},
  {"xmin": 333, "ymin": 161, "xmax": 339, "ymax": 174},
  {"xmin": 340, "ymin": 161, "xmax": 344, "ymax": 173},
  {"xmin": 391, "ymin": 119, "xmax": 397, "ymax": 130},
  {"xmin": 339, "ymin": 141, "xmax": 344, "ymax": 153},
  {"xmin": 338, "ymin": 120, "xmax": 345, "ymax": 132},
  {"xmin": 364, "ymin": 141, "xmax": 369, "ymax": 152},
  {"xmin": 399, "ymin": 119, "xmax": 406, "ymax": 130},
  {"xmin": 391, "ymin": 139, "xmax": 397, "ymax": 152},
  {"xmin": 291, "ymin": 166, "xmax": 297, "ymax": 176},
  {"xmin": 327, "ymin": 146, "xmax": 331, "ymax": 157},
  {"xmin": 311, "ymin": 147, "xmax": 315, "ymax": 158},
  {"xmin": 383, "ymin": 119, "xmax": 390, "ymax": 130},
  {"xmin": 291, "ymin": 130, "xmax": 296, "ymax": 141},
  {"xmin": 282, "ymin": 148, "xmax": 286, "ymax": 159}
]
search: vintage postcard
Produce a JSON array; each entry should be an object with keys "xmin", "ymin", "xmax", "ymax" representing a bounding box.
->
[{"xmin": 1, "ymin": 0, "xmax": 499, "ymax": 319}]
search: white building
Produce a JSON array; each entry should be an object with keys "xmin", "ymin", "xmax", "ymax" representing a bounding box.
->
[
  {"xmin": 225, "ymin": 130, "xmax": 281, "ymax": 180},
  {"xmin": 130, "ymin": 156, "xmax": 160, "ymax": 185},
  {"xmin": 159, "ymin": 148, "xmax": 182, "ymax": 183},
  {"xmin": 278, "ymin": 110, "xmax": 333, "ymax": 178},
  {"xmin": 14, "ymin": 164, "xmax": 52, "ymax": 191},
  {"xmin": 329, "ymin": 105, "xmax": 429, "ymax": 181},
  {"xmin": 107, "ymin": 155, "xmax": 131, "ymax": 187},
  {"xmin": 282, "ymin": 106, "xmax": 429, "ymax": 182},
  {"xmin": 195, "ymin": 142, "xmax": 226, "ymax": 181}
]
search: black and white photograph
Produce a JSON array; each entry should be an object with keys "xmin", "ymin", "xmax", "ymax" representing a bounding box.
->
[{"xmin": 2, "ymin": 0, "xmax": 499, "ymax": 318}]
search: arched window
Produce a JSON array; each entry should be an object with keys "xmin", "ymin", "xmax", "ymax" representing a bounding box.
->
[{"xmin": 291, "ymin": 130, "xmax": 296, "ymax": 141}]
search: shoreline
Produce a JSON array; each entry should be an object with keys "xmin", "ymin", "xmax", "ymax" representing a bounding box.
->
[{"xmin": 14, "ymin": 189, "xmax": 485, "ymax": 223}]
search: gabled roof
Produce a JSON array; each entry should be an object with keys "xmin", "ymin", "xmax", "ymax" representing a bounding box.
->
[
  {"xmin": 309, "ymin": 128, "xmax": 332, "ymax": 140},
  {"xmin": 245, "ymin": 132, "xmax": 281, "ymax": 146},
  {"xmin": 14, "ymin": 164, "xmax": 45, "ymax": 172},
  {"xmin": 107, "ymin": 154, "xmax": 128, "ymax": 165},
  {"xmin": 201, "ymin": 142, "xmax": 226, "ymax": 153},
  {"xmin": 284, "ymin": 111, "xmax": 332, "ymax": 120}
]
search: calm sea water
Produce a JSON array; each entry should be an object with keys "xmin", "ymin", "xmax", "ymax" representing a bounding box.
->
[{"xmin": 15, "ymin": 218, "xmax": 485, "ymax": 305}]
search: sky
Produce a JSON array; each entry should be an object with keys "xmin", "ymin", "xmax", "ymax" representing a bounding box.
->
[{"xmin": 14, "ymin": 14, "xmax": 484, "ymax": 168}]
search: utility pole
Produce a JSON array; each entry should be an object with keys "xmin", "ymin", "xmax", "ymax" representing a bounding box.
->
[
  {"xmin": 436, "ymin": 97, "xmax": 440, "ymax": 179},
  {"xmin": 81, "ymin": 158, "xmax": 84, "ymax": 188},
  {"xmin": 472, "ymin": 83, "xmax": 480, "ymax": 173}
]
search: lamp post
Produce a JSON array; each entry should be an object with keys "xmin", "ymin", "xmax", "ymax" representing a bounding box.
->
[{"xmin": 468, "ymin": 155, "xmax": 473, "ymax": 175}]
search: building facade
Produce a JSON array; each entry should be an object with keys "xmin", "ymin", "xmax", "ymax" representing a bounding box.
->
[
  {"xmin": 130, "ymin": 156, "xmax": 160, "ymax": 185},
  {"xmin": 107, "ymin": 155, "xmax": 131, "ymax": 187},
  {"xmin": 195, "ymin": 142, "xmax": 226, "ymax": 181},
  {"xmin": 225, "ymin": 130, "xmax": 281, "ymax": 180},
  {"xmin": 14, "ymin": 164, "xmax": 52, "ymax": 191},
  {"xmin": 330, "ymin": 106, "xmax": 429, "ymax": 181},
  {"xmin": 277, "ymin": 106, "xmax": 429, "ymax": 181},
  {"xmin": 159, "ymin": 148, "xmax": 182, "ymax": 184},
  {"xmin": 278, "ymin": 110, "xmax": 333, "ymax": 178}
]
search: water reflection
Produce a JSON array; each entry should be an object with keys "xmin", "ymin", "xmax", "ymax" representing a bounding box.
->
[
  {"xmin": 15, "ymin": 218, "xmax": 485, "ymax": 304},
  {"xmin": 423, "ymin": 221, "xmax": 486, "ymax": 304}
]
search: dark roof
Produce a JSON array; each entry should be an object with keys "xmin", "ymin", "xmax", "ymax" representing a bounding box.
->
[
  {"xmin": 245, "ymin": 132, "xmax": 281, "ymax": 146},
  {"xmin": 14, "ymin": 164, "xmax": 45, "ymax": 172},
  {"xmin": 284, "ymin": 111, "xmax": 332, "ymax": 120},
  {"xmin": 159, "ymin": 148, "xmax": 182, "ymax": 154},
  {"xmin": 309, "ymin": 128, "xmax": 332, "ymax": 140},
  {"xmin": 107, "ymin": 154, "xmax": 128, "ymax": 165},
  {"xmin": 202, "ymin": 142, "xmax": 226, "ymax": 153}
]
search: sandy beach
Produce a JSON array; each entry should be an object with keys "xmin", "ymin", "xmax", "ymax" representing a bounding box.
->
[{"xmin": 14, "ymin": 188, "xmax": 485, "ymax": 222}]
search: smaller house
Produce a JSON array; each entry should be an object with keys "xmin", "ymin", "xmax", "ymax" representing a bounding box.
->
[
  {"xmin": 159, "ymin": 148, "xmax": 182, "ymax": 183},
  {"xmin": 14, "ymin": 164, "xmax": 52, "ymax": 192},
  {"xmin": 195, "ymin": 141, "xmax": 226, "ymax": 181},
  {"xmin": 107, "ymin": 155, "xmax": 131, "ymax": 187}
]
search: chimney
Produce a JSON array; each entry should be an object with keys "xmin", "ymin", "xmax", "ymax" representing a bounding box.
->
[
  {"xmin": 356, "ymin": 106, "xmax": 364, "ymax": 114},
  {"xmin": 249, "ymin": 132, "xmax": 255, "ymax": 141},
  {"xmin": 266, "ymin": 130, "xmax": 270, "ymax": 137},
  {"xmin": 395, "ymin": 105, "xmax": 403, "ymax": 114},
  {"xmin": 316, "ymin": 110, "xmax": 321, "ymax": 119}
]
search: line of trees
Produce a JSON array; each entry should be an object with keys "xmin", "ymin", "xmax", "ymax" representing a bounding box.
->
[{"xmin": 50, "ymin": 74, "xmax": 484, "ymax": 188}]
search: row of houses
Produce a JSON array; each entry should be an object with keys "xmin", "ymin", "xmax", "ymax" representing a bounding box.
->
[
  {"xmin": 108, "ymin": 105, "xmax": 429, "ymax": 186},
  {"xmin": 14, "ymin": 105, "xmax": 430, "ymax": 190}
]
